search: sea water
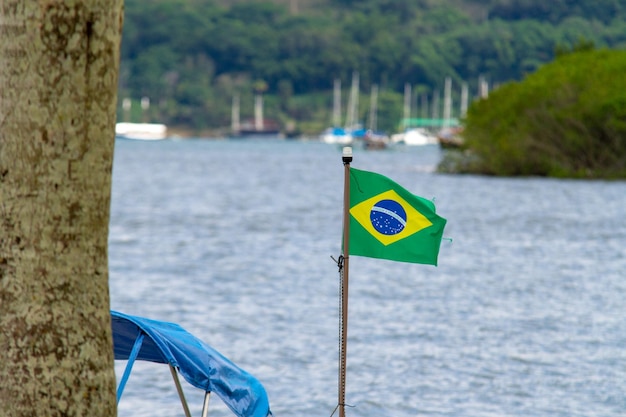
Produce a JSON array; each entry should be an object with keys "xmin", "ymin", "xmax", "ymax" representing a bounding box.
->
[{"xmin": 110, "ymin": 138, "xmax": 626, "ymax": 417}]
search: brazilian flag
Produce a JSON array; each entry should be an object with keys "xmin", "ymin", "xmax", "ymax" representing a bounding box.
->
[{"xmin": 349, "ymin": 168, "xmax": 446, "ymax": 265}]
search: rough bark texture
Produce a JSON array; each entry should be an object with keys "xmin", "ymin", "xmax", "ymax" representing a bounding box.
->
[{"xmin": 0, "ymin": 1, "xmax": 123, "ymax": 415}]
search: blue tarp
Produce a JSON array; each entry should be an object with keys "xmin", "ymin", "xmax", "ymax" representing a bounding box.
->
[{"xmin": 111, "ymin": 311, "xmax": 271, "ymax": 417}]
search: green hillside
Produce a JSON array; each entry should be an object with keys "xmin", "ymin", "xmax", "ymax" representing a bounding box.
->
[{"xmin": 117, "ymin": 0, "xmax": 626, "ymax": 135}]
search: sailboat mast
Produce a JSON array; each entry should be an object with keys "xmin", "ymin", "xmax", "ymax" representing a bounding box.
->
[
  {"xmin": 368, "ymin": 84, "xmax": 378, "ymax": 131},
  {"xmin": 460, "ymin": 82, "xmax": 469, "ymax": 118},
  {"xmin": 352, "ymin": 74, "xmax": 359, "ymax": 129},
  {"xmin": 403, "ymin": 83, "xmax": 411, "ymax": 129},
  {"xmin": 231, "ymin": 94, "xmax": 240, "ymax": 135},
  {"xmin": 479, "ymin": 75, "xmax": 489, "ymax": 98},
  {"xmin": 254, "ymin": 94, "xmax": 263, "ymax": 131},
  {"xmin": 345, "ymin": 72, "xmax": 359, "ymax": 129},
  {"xmin": 333, "ymin": 79, "xmax": 342, "ymax": 127},
  {"xmin": 443, "ymin": 77, "xmax": 452, "ymax": 129},
  {"xmin": 339, "ymin": 146, "xmax": 352, "ymax": 417}
]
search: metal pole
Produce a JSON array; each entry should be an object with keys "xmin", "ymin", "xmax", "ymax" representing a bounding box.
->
[
  {"xmin": 201, "ymin": 391, "xmax": 211, "ymax": 417},
  {"xmin": 116, "ymin": 332, "xmax": 145, "ymax": 403},
  {"xmin": 169, "ymin": 365, "xmax": 193, "ymax": 417},
  {"xmin": 339, "ymin": 146, "xmax": 353, "ymax": 417}
]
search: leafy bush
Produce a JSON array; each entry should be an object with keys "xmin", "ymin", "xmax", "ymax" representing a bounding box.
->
[{"xmin": 458, "ymin": 49, "xmax": 626, "ymax": 178}]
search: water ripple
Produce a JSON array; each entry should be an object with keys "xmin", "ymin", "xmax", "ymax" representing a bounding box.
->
[{"xmin": 110, "ymin": 139, "xmax": 626, "ymax": 417}]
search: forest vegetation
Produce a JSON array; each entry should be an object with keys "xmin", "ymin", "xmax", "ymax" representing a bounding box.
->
[{"xmin": 117, "ymin": 0, "xmax": 626, "ymax": 136}]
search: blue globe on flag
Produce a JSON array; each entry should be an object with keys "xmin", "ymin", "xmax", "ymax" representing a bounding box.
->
[{"xmin": 370, "ymin": 199, "xmax": 407, "ymax": 235}]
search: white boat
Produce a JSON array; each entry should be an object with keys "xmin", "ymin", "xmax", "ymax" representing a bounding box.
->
[
  {"xmin": 392, "ymin": 83, "xmax": 438, "ymax": 146},
  {"xmin": 391, "ymin": 127, "xmax": 438, "ymax": 146},
  {"xmin": 320, "ymin": 73, "xmax": 361, "ymax": 145},
  {"xmin": 115, "ymin": 122, "xmax": 168, "ymax": 140},
  {"xmin": 320, "ymin": 126, "xmax": 354, "ymax": 145}
]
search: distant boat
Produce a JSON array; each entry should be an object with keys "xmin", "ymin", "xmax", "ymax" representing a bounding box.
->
[
  {"xmin": 320, "ymin": 73, "xmax": 363, "ymax": 145},
  {"xmin": 115, "ymin": 122, "xmax": 167, "ymax": 140},
  {"xmin": 437, "ymin": 126, "xmax": 465, "ymax": 148},
  {"xmin": 231, "ymin": 94, "xmax": 281, "ymax": 138},
  {"xmin": 236, "ymin": 118, "xmax": 281, "ymax": 137},
  {"xmin": 362, "ymin": 129, "xmax": 390, "ymax": 150},
  {"xmin": 321, "ymin": 79, "xmax": 346, "ymax": 143},
  {"xmin": 360, "ymin": 84, "xmax": 390, "ymax": 150},
  {"xmin": 320, "ymin": 126, "xmax": 353, "ymax": 145},
  {"xmin": 391, "ymin": 83, "xmax": 437, "ymax": 146},
  {"xmin": 436, "ymin": 77, "xmax": 465, "ymax": 148},
  {"xmin": 390, "ymin": 127, "xmax": 438, "ymax": 146}
]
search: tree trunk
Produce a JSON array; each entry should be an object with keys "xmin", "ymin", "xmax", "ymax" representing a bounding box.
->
[{"xmin": 0, "ymin": 1, "xmax": 123, "ymax": 416}]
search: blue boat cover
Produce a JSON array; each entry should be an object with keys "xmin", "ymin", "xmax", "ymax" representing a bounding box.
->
[{"xmin": 111, "ymin": 311, "xmax": 271, "ymax": 417}]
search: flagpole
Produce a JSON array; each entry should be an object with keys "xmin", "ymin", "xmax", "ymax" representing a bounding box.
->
[{"xmin": 339, "ymin": 146, "xmax": 352, "ymax": 417}]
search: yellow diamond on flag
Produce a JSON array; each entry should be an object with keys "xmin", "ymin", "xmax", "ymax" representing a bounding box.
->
[{"xmin": 349, "ymin": 190, "xmax": 433, "ymax": 246}]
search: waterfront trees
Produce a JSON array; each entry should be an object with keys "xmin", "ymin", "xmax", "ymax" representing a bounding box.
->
[{"xmin": 459, "ymin": 49, "xmax": 626, "ymax": 178}]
